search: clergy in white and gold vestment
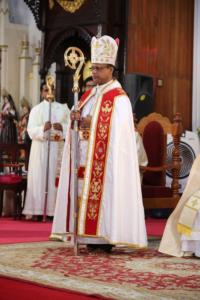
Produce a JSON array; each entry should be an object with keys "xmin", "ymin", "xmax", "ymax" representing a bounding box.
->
[
  {"xmin": 51, "ymin": 35, "xmax": 147, "ymax": 248},
  {"xmin": 159, "ymin": 154, "xmax": 200, "ymax": 257}
]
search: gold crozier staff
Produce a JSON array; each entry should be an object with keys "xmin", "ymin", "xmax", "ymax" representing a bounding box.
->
[
  {"xmin": 64, "ymin": 47, "xmax": 85, "ymax": 255},
  {"xmin": 43, "ymin": 75, "xmax": 55, "ymax": 222}
]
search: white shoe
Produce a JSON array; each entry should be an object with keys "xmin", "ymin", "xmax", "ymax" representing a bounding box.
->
[
  {"xmin": 183, "ymin": 251, "xmax": 193, "ymax": 257},
  {"xmin": 25, "ymin": 214, "xmax": 33, "ymax": 220}
]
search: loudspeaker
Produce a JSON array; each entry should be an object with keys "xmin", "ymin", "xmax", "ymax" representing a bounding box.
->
[{"xmin": 123, "ymin": 73, "xmax": 154, "ymax": 121}]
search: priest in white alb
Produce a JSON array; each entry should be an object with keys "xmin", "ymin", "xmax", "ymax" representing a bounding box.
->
[{"xmin": 23, "ymin": 83, "xmax": 70, "ymax": 220}]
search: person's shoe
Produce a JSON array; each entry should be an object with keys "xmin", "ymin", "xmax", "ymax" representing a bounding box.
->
[
  {"xmin": 87, "ymin": 244, "xmax": 113, "ymax": 253},
  {"xmin": 87, "ymin": 244, "xmax": 99, "ymax": 252},
  {"xmin": 46, "ymin": 216, "xmax": 54, "ymax": 222},
  {"xmin": 100, "ymin": 244, "xmax": 113, "ymax": 253},
  {"xmin": 36, "ymin": 215, "xmax": 43, "ymax": 222},
  {"xmin": 183, "ymin": 251, "xmax": 193, "ymax": 257}
]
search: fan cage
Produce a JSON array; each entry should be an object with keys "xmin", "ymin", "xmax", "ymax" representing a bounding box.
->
[{"xmin": 166, "ymin": 141, "xmax": 196, "ymax": 179}]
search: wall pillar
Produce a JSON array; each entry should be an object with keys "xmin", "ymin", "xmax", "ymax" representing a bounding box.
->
[
  {"xmin": 19, "ymin": 39, "xmax": 31, "ymax": 105},
  {"xmin": 0, "ymin": 0, "xmax": 9, "ymax": 100},
  {"xmin": 30, "ymin": 46, "xmax": 41, "ymax": 107}
]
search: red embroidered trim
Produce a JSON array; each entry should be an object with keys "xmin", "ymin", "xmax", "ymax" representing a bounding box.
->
[
  {"xmin": 77, "ymin": 88, "xmax": 93, "ymax": 110},
  {"xmin": 84, "ymin": 88, "xmax": 125, "ymax": 235}
]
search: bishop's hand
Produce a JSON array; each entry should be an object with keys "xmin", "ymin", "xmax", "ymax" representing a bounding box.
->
[{"xmin": 70, "ymin": 110, "xmax": 81, "ymax": 121}]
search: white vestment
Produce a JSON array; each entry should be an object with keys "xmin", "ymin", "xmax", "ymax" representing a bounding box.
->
[
  {"xmin": 51, "ymin": 80, "xmax": 147, "ymax": 247},
  {"xmin": 159, "ymin": 154, "xmax": 200, "ymax": 257},
  {"xmin": 135, "ymin": 131, "xmax": 148, "ymax": 182},
  {"xmin": 22, "ymin": 100, "xmax": 70, "ymax": 216}
]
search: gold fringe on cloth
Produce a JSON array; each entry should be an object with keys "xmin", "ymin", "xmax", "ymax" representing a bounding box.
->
[
  {"xmin": 177, "ymin": 224, "xmax": 192, "ymax": 236},
  {"xmin": 177, "ymin": 190, "xmax": 200, "ymax": 236},
  {"xmin": 55, "ymin": 140, "xmax": 65, "ymax": 178},
  {"xmin": 49, "ymin": 233, "xmax": 72, "ymax": 242}
]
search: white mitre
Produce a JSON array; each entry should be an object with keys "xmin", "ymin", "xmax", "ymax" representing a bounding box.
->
[{"xmin": 91, "ymin": 35, "xmax": 119, "ymax": 66}]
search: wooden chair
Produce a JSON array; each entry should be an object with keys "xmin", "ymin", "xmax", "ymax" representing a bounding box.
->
[
  {"xmin": 0, "ymin": 143, "xmax": 30, "ymax": 219},
  {"xmin": 137, "ymin": 112, "xmax": 183, "ymax": 210}
]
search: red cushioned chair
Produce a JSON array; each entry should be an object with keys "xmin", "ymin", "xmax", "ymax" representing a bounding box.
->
[
  {"xmin": 0, "ymin": 143, "xmax": 30, "ymax": 219},
  {"xmin": 137, "ymin": 112, "xmax": 183, "ymax": 210}
]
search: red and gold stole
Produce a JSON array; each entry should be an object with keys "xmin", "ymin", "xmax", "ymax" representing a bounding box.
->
[
  {"xmin": 81, "ymin": 87, "xmax": 126, "ymax": 236},
  {"xmin": 77, "ymin": 88, "xmax": 94, "ymax": 110}
]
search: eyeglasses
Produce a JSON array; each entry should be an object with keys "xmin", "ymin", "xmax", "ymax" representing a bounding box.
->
[{"xmin": 90, "ymin": 65, "xmax": 109, "ymax": 72}]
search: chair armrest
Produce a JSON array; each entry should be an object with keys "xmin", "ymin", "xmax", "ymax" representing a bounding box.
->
[{"xmin": 139, "ymin": 163, "xmax": 176, "ymax": 173}]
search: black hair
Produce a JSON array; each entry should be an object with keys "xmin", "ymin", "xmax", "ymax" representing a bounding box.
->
[
  {"xmin": 108, "ymin": 64, "xmax": 118, "ymax": 79},
  {"xmin": 40, "ymin": 82, "xmax": 46, "ymax": 92},
  {"xmin": 3, "ymin": 94, "xmax": 19, "ymax": 121},
  {"xmin": 84, "ymin": 76, "xmax": 93, "ymax": 85}
]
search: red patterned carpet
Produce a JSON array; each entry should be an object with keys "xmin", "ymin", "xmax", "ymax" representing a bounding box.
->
[{"xmin": 0, "ymin": 240, "xmax": 200, "ymax": 300}]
